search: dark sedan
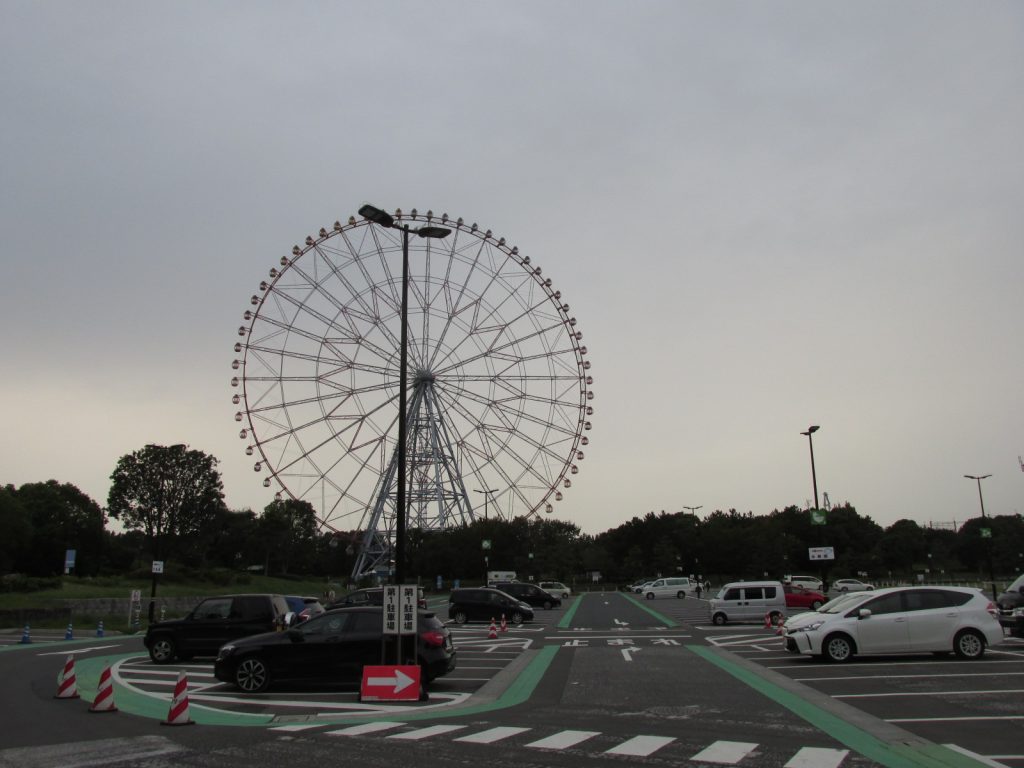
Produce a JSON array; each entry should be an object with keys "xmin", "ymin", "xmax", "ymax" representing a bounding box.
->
[{"xmin": 214, "ymin": 607, "xmax": 456, "ymax": 693}]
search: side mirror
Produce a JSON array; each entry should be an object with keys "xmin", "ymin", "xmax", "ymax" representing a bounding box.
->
[{"xmin": 857, "ymin": 608, "xmax": 872, "ymax": 619}]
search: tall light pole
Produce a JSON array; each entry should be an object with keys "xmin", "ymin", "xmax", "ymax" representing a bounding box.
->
[
  {"xmin": 359, "ymin": 204, "xmax": 450, "ymax": 586},
  {"xmin": 475, "ymin": 488, "xmax": 498, "ymax": 520},
  {"xmin": 964, "ymin": 473, "xmax": 997, "ymax": 600},
  {"xmin": 682, "ymin": 506, "xmax": 702, "ymax": 516},
  {"xmin": 801, "ymin": 425, "xmax": 820, "ymax": 512}
]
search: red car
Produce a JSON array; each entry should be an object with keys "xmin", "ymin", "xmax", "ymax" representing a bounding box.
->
[{"xmin": 783, "ymin": 584, "xmax": 826, "ymax": 611}]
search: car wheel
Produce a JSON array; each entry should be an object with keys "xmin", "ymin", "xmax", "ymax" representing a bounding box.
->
[
  {"xmin": 810, "ymin": 600, "xmax": 822, "ymax": 610},
  {"xmin": 645, "ymin": 592, "xmax": 655, "ymax": 600},
  {"xmin": 510, "ymin": 611, "xmax": 524, "ymax": 625},
  {"xmin": 148, "ymin": 636, "xmax": 176, "ymax": 664},
  {"xmin": 823, "ymin": 633, "xmax": 854, "ymax": 662},
  {"xmin": 543, "ymin": 600, "xmax": 552, "ymax": 610},
  {"xmin": 954, "ymin": 629, "xmax": 985, "ymax": 659},
  {"xmin": 676, "ymin": 591, "xmax": 686, "ymax": 599},
  {"xmin": 712, "ymin": 613, "xmax": 727, "ymax": 626},
  {"xmin": 839, "ymin": 587, "xmax": 849, "ymax": 592},
  {"xmin": 235, "ymin": 656, "xmax": 270, "ymax": 693},
  {"xmin": 453, "ymin": 611, "xmax": 467, "ymax": 625}
]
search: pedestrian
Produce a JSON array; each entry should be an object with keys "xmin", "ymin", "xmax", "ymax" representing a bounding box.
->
[{"xmin": 695, "ymin": 581, "xmax": 703, "ymax": 599}]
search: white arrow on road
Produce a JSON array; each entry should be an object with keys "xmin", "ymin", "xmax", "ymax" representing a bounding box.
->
[
  {"xmin": 614, "ymin": 619, "xmax": 630, "ymax": 626},
  {"xmin": 621, "ymin": 647, "xmax": 641, "ymax": 662},
  {"xmin": 367, "ymin": 668, "xmax": 416, "ymax": 693}
]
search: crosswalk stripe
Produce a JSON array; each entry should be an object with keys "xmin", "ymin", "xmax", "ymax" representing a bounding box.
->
[
  {"xmin": 604, "ymin": 735, "xmax": 676, "ymax": 756},
  {"xmin": 387, "ymin": 725, "xmax": 467, "ymax": 740},
  {"xmin": 454, "ymin": 727, "xmax": 532, "ymax": 744},
  {"xmin": 271, "ymin": 724, "xmax": 322, "ymax": 732},
  {"xmin": 785, "ymin": 747, "xmax": 849, "ymax": 768},
  {"xmin": 691, "ymin": 740, "xmax": 759, "ymax": 764},
  {"xmin": 325, "ymin": 721, "xmax": 405, "ymax": 736},
  {"xmin": 525, "ymin": 730, "xmax": 601, "ymax": 750}
]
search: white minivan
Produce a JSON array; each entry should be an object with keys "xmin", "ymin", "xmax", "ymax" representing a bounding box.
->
[
  {"xmin": 641, "ymin": 577, "xmax": 693, "ymax": 599},
  {"xmin": 709, "ymin": 580, "xmax": 787, "ymax": 625}
]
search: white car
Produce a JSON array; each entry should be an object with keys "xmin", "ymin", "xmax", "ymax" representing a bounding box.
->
[
  {"xmin": 786, "ymin": 575, "xmax": 824, "ymax": 592},
  {"xmin": 832, "ymin": 578, "xmax": 874, "ymax": 593},
  {"xmin": 783, "ymin": 586, "xmax": 1003, "ymax": 662},
  {"xmin": 539, "ymin": 581, "xmax": 571, "ymax": 599}
]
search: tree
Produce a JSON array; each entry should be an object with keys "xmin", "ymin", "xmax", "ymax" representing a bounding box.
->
[
  {"xmin": 0, "ymin": 485, "xmax": 32, "ymax": 574},
  {"xmin": 107, "ymin": 444, "xmax": 226, "ymax": 564},
  {"xmin": 16, "ymin": 480, "xmax": 105, "ymax": 577},
  {"xmin": 257, "ymin": 498, "xmax": 318, "ymax": 576}
]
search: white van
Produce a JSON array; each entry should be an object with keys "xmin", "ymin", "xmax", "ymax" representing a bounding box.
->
[
  {"xmin": 640, "ymin": 576, "xmax": 693, "ymax": 600},
  {"xmin": 709, "ymin": 580, "xmax": 786, "ymax": 625}
]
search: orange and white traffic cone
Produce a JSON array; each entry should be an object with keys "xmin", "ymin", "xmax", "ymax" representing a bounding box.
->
[
  {"xmin": 488, "ymin": 618, "xmax": 498, "ymax": 640},
  {"xmin": 162, "ymin": 670, "xmax": 194, "ymax": 726},
  {"xmin": 89, "ymin": 663, "xmax": 118, "ymax": 713},
  {"xmin": 55, "ymin": 654, "xmax": 80, "ymax": 699},
  {"xmin": 500, "ymin": 614, "xmax": 508, "ymax": 632}
]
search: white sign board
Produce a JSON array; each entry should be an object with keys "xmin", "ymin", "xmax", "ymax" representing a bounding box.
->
[
  {"xmin": 808, "ymin": 547, "xmax": 835, "ymax": 561},
  {"xmin": 383, "ymin": 585, "xmax": 418, "ymax": 636},
  {"xmin": 151, "ymin": 560, "xmax": 164, "ymax": 574}
]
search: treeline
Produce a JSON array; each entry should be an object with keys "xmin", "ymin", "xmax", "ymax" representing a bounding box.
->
[{"xmin": 2, "ymin": 444, "xmax": 1022, "ymax": 588}]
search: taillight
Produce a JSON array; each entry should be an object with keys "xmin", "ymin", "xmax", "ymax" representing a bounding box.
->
[
  {"xmin": 420, "ymin": 630, "xmax": 446, "ymax": 648},
  {"xmin": 986, "ymin": 601, "xmax": 998, "ymax": 619}
]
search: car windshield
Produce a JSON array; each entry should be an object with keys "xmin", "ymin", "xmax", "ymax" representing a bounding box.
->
[
  {"xmin": 1006, "ymin": 574, "xmax": 1024, "ymax": 592},
  {"xmin": 817, "ymin": 593, "xmax": 868, "ymax": 613}
]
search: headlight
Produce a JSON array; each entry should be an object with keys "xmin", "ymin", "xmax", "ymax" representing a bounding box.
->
[
  {"xmin": 216, "ymin": 644, "xmax": 236, "ymax": 660},
  {"xmin": 787, "ymin": 620, "xmax": 826, "ymax": 634},
  {"xmin": 1012, "ymin": 607, "xmax": 1024, "ymax": 617}
]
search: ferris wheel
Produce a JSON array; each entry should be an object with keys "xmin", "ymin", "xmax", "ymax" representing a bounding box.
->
[{"xmin": 232, "ymin": 207, "xmax": 593, "ymax": 577}]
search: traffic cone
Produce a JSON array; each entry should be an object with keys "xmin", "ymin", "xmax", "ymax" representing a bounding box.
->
[
  {"xmin": 55, "ymin": 654, "xmax": 80, "ymax": 699},
  {"xmin": 19, "ymin": 625, "xmax": 31, "ymax": 644},
  {"xmin": 64, "ymin": 623, "xmax": 74, "ymax": 640},
  {"xmin": 96, "ymin": 621, "xmax": 105, "ymax": 638},
  {"xmin": 89, "ymin": 663, "xmax": 118, "ymax": 713},
  {"xmin": 500, "ymin": 614, "xmax": 508, "ymax": 632},
  {"xmin": 162, "ymin": 671, "xmax": 194, "ymax": 725},
  {"xmin": 488, "ymin": 618, "xmax": 498, "ymax": 640}
]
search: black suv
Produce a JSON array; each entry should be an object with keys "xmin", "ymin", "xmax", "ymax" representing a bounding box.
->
[
  {"xmin": 448, "ymin": 587, "xmax": 534, "ymax": 624},
  {"xmin": 144, "ymin": 593, "xmax": 291, "ymax": 663},
  {"xmin": 997, "ymin": 574, "xmax": 1024, "ymax": 637},
  {"xmin": 492, "ymin": 582, "xmax": 561, "ymax": 609},
  {"xmin": 213, "ymin": 607, "xmax": 456, "ymax": 693}
]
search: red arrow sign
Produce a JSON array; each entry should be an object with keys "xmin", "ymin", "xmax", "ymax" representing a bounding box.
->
[{"xmin": 360, "ymin": 665, "xmax": 421, "ymax": 701}]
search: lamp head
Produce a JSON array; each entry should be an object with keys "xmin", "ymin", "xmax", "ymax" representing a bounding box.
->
[
  {"xmin": 358, "ymin": 204, "xmax": 395, "ymax": 228},
  {"xmin": 801, "ymin": 425, "xmax": 820, "ymax": 436},
  {"xmin": 416, "ymin": 225, "xmax": 451, "ymax": 239}
]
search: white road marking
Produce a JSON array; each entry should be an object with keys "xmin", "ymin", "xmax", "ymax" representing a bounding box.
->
[
  {"xmin": 621, "ymin": 647, "xmax": 641, "ymax": 662},
  {"xmin": 604, "ymin": 735, "xmax": 675, "ymax": 756},
  {"xmin": 942, "ymin": 743, "xmax": 1015, "ymax": 767},
  {"xmin": 793, "ymin": 672, "xmax": 1024, "ymax": 682},
  {"xmin": 836, "ymin": 688, "xmax": 1024, "ymax": 699},
  {"xmin": 386, "ymin": 724, "xmax": 467, "ymax": 740},
  {"xmin": 325, "ymin": 721, "xmax": 405, "ymax": 736},
  {"xmin": 691, "ymin": 740, "xmax": 759, "ymax": 764},
  {"xmin": 454, "ymin": 727, "xmax": 531, "ymax": 744},
  {"xmin": 784, "ymin": 746, "xmax": 850, "ymax": 768},
  {"xmin": 35, "ymin": 644, "xmax": 123, "ymax": 656},
  {"xmin": 271, "ymin": 724, "xmax": 322, "ymax": 732},
  {"xmin": 525, "ymin": 730, "xmax": 601, "ymax": 750}
]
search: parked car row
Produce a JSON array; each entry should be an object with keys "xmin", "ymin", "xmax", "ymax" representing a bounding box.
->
[{"xmin": 143, "ymin": 592, "xmax": 457, "ymax": 694}]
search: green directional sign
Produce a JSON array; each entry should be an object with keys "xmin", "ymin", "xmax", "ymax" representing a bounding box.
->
[
  {"xmin": 810, "ymin": 508, "xmax": 827, "ymax": 525},
  {"xmin": 980, "ymin": 528, "xmax": 992, "ymax": 539},
  {"xmin": 481, "ymin": 539, "xmax": 491, "ymax": 550}
]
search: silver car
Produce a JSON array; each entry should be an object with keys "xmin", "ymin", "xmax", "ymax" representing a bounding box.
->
[{"xmin": 783, "ymin": 586, "xmax": 1003, "ymax": 662}]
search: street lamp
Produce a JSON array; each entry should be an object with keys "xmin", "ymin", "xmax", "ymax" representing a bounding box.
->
[
  {"xmin": 682, "ymin": 505, "xmax": 702, "ymax": 516},
  {"xmin": 964, "ymin": 473, "xmax": 997, "ymax": 600},
  {"xmin": 359, "ymin": 203, "xmax": 451, "ymax": 586},
  {"xmin": 800, "ymin": 426, "xmax": 820, "ymax": 512},
  {"xmin": 474, "ymin": 488, "xmax": 498, "ymax": 520}
]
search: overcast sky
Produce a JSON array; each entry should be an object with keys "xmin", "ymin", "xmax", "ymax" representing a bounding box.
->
[{"xmin": 2, "ymin": 2, "xmax": 1022, "ymax": 540}]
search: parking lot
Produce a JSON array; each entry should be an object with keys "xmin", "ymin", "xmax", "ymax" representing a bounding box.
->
[{"xmin": 643, "ymin": 594, "xmax": 1024, "ymax": 767}]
